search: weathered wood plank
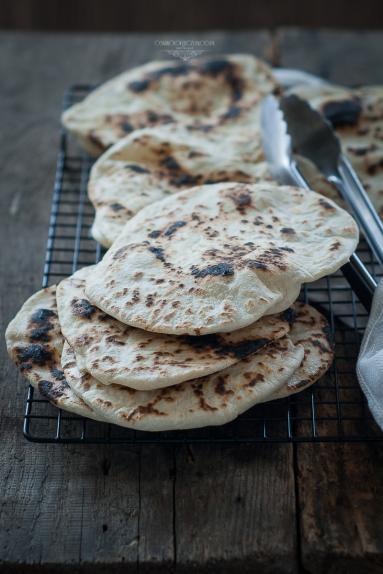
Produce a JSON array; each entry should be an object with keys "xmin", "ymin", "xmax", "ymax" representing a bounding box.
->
[
  {"xmin": 174, "ymin": 444, "xmax": 297, "ymax": 574},
  {"xmin": 138, "ymin": 446, "xmax": 175, "ymax": 572},
  {"xmin": 296, "ymin": 443, "xmax": 383, "ymax": 574},
  {"xmin": 278, "ymin": 27, "xmax": 383, "ymax": 574}
]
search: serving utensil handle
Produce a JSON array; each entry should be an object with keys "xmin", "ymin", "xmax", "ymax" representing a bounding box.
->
[
  {"xmin": 328, "ymin": 156, "xmax": 383, "ymax": 268},
  {"xmin": 289, "ymin": 160, "xmax": 376, "ymax": 310}
]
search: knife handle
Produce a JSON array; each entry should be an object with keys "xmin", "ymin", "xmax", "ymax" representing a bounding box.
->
[
  {"xmin": 329, "ymin": 156, "xmax": 383, "ymax": 268},
  {"xmin": 289, "ymin": 161, "xmax": 375, "ymax": 310}
]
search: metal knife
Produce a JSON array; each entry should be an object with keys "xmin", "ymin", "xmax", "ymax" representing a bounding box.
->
[{"xmin": 260, "ymin": 94, "xmax": 376, "ymax": 310}]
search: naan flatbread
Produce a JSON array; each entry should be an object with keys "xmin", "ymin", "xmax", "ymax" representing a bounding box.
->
[
  {"xmin": 62, "ymin": 336, "xmax": 304, "ymax": 432},
  {"xmin": 89, "ymin": 124, "xmax": 271, "ymax": 247},
  {"xmin": 85, "ymin": 181, "xmax": 359, "ymax": 335},
  {"xmin": 62, "ymin": 54, "xmax": 278, "ymax": 156},
  {"xmin": 5, "ymin": 287, "xmax": 102, "ymax": 420},
  {"xmin": 57, "ymin": 266, "xmax": 293, "ymax": 390},
  {"xmin": 61, "ymin": 303, "xmax": 331, "ymax": 431},
  {"xmin": 291, "ymin": 84, "xmax": 383, "ymax": 217}
]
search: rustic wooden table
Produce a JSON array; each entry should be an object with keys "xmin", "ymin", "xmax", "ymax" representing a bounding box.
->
[{"xmin": 1, "ymin": 29, "xmax": 383, "ymax": 574}]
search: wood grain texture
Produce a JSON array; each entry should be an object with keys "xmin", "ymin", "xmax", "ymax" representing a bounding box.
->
[
  {"xmin": 296, "ymin": 444, "xmax": 383, "ymax": 574},
  {"xmin": 278, "ymin": 27, "xmax": 383, "ymax": 574},
  {"xmin": 138, "ymin": 446, "xmax": 175, "ymax": 572},
  {"xmin": 174, "ymin": 445, "xmax": 297, "ymax": 574},
  {"xmin": 0, "ymin": 30, "xmax": 298, "ymax": 573},
  {"xmin": 2, "ymin": 28, "xmax": 383, "ymax": 574}
]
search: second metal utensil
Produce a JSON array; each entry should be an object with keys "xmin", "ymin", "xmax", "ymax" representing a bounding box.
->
[
  {"xmin": 279, "ymin": 94, "xmax": 383, "ymax": 268},
  {"xmin": 260, "ymin": 94, "xmax": 376, "ymax": 310}
]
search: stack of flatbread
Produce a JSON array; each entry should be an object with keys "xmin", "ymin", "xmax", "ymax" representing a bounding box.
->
[
  {"xmin": 6, "ymin": 54, "xmax": 362, "ymax": 431},
  {"xmin": 6, "ymin": 179, "xmax": 358, "ymax": 430},
  {"xmin": 62, "ymin": 55, "xmax": 383, "ymax": 247},
  {"xmin": 63, "ymin": 54, "xmax": 278, "ymax": 246}
]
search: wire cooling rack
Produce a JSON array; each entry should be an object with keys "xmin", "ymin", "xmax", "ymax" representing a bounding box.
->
[{"xmin": 23, "ymin": 85, "xmax": 383, "ymax": 443}]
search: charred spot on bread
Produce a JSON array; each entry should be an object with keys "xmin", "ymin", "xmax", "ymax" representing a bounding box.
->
[
  {"xmin": 16, "ymin": 344, "xmax": 53, "ymax": 367},
  {"xmin": 148, "ymin": 246, "xmax": 166, "ymax": 262},
  {"xmin": 71, "ymin": 298, "xmax": 97, "ymax": 319},
  {"xmin": 191, "ymin": 262, "xmax": 234, "ymax": 278},
  {"xmin": 161, "ymin": 156, "xmax": 181, "ymax": 171},
  {"xmin": 28, "ymin": 308, "xmax": 56, "ymax": 342},
  {"xmin": 38, "ymin": 379, "xmax": 68, "ymax": 400},
  {"xmin": 128, "ymin": 79, "xmax": 150, "ymax": 93},
  {"xmin": 151, "ymin": 64, "xmax": 191, "ymax": 79},
  {"xmin": 110, "ymin": 202, "xmax": 125, "ymax": 212},
  {"xmin": 125, "ymin": 164, "xmax": 150, "ymax": 174},
  {"xmin": 322, "ymin": 98, "xmax": 362, "ymax": 128},
  {"xmin": 164, "ymin": 221, "xmax": 187, "ymax": 237}
]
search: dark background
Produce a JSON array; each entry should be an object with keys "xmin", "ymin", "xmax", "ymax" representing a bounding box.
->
[{"xmin": 1, "ymin": 0, "xmax": 383, "ymax": 31}]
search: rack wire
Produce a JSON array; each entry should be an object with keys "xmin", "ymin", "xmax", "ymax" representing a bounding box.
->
[{"xmin": 23, "ymin": 85, "xmax": 383, "ymax": 443}]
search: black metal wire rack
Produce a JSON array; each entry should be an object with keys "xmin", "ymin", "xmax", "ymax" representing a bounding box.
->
[{"xmin": 23, "ymin": 85, "xmax": 383, "ymax": 444}]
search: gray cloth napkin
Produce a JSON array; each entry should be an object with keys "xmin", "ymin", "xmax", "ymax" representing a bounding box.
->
[{"xmin": 357, "ymin": 279, "xmax": 383, "ymax": 429}]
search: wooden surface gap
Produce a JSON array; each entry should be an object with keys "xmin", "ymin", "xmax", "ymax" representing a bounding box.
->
[{"xmin": 292, "ymin": 444, "xmax": 305, "ymax": 574}]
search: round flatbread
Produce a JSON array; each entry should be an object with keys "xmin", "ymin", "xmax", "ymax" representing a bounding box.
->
[
  {"xmin": 5, "ymin": 286, "xmax": 102, "ymax": 420},
  {"xmin": 290, "ymin": 84, "xmax": 383, "ymax": 218},
  {"xmin": 85, "ymin": 181, "xmax": 359, "ymax": 335},
  {"xmin": 56, "ymin": 266, "xmax": 294, "ymax": 390},
  {"xmin": 62, "ymin": 54, "xmax": 278, "ymax": 156},
  {"xmin": 89, "ymin": 124, "xmax": 271, "ymax": 247},
  {"xmin": 62, "ymin": 335, "xmax": 305, "ymax": 432}
]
